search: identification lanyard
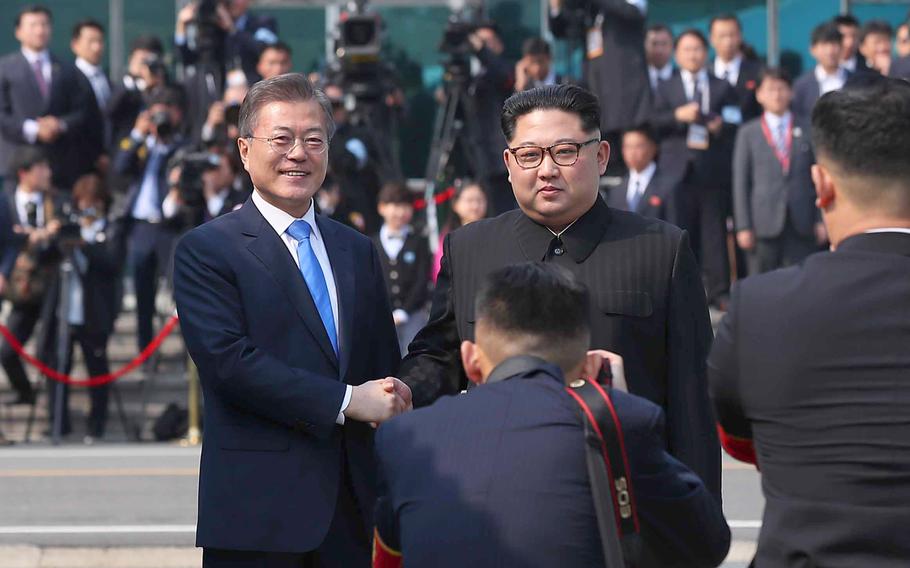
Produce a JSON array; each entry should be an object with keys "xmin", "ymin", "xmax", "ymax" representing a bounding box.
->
[{"xmin": 760, "ymin": 115, "xmax": 792, "ymax": 173}]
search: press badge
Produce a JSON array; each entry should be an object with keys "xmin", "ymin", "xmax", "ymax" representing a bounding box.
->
[
  {"xmin": 403, "ymin": 251, "xmax": 416, "ymax": 264},
  {"xmin": 586, "ymin": 14, "xmax": 604, "ymax": 59},
  {"xmin": 721, "ymin": 105, "xmax": 742, "ymax": 125},
  {"xmin": 687, "ymin": 124, "xmax": 710, "ymax": 150}
]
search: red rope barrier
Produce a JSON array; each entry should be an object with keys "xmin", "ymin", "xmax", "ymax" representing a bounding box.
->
[
  {"xmin": 413, "ymin": 186, "xmax": 456, "ymax": 211},
  {"xmin": 0, "ymin": 315, "xmax": 180, "ymax": 388}
]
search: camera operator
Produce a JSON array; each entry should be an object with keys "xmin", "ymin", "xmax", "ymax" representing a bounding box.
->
[
  {"xmin": 514, "ymin": 37, "xmax": 562, "ymax": 91},
  {"xmin": 111, "ymin": 86, "xmax": 186, "ymax": 357},
  {"xmin": 162, "ymin": 144, "xmax": 247, "ymax": 229},
  {"xmin": 108, "ymin": 36, "xmax": 171, "ymax": 151},
  {"xmin": 464, "ymin": 23, "xmax": 515, "ymax": 215},
  {"xmin": 46, "ymin": 172, "xmax": 122, "ymax": 442},
  {"xmin": 198, "ymin": 68, "xmax": 248, "ymax": 146},
  {"xmin": 0, "ymin": 147, "xmax": 65, "ymax": 407},
  {"xmin": 175, "ymin": 0, "xmax": 278, "ymax": 86},
  {"xmin": 549, "ymin": 0, "xmax": 651, "ymax": 175}
]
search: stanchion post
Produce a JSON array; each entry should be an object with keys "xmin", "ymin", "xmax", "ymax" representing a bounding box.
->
[{"xmin": 184, "ymin": 354, "xmax": 201, "ymax": 446}]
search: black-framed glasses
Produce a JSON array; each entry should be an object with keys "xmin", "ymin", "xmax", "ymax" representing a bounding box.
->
[
  {"xmin": 508, "ymin": 138, "xmax": 600, "ymax": 169},
  {"xmin": 246, "ymin": 134, "xmax": 328, "ymax": 156}
]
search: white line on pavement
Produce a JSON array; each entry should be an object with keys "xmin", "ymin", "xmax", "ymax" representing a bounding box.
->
[
  {"xmin": 0, "ymin": 525, "xmax": 197, "ymax": 535},
  {"xmin": 0, "ymin": 446, "xmax": 200, "ymax": 459}
]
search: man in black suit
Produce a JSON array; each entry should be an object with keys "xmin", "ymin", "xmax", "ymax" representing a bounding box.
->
[
  {"xmin": 0, "ymin": 147, "xmax": 62, "ymax": 406},
  {"xmin": 376, "ymin": 263, "xmax": 730, "ymax": 568},
  {"xmin": 549, "ymin": 0, "xmax": 651, "ymax": 175},
  {"xmin": 401, "ymin": 84, "xmax": 721, "ymax": 498},
  {"xmin": 0, "ymin": 4, "xmax": 88, "ymax": 190},
  {"xmin": 70, "ymin": 20, "xmax": 111, "ymax": 175},
  {"xmin": 733, "ymin": 69, "xmax": 821, "ymax": 275},
  {"xmin": 834, "ymin": 14, "xmax": 868, "ymax": 75},
  {"xmin": 645, "ymin": 24, "xmax": 674, "ymax": 94},
  {"xmin": 857, "ymin": 20, "xmax": 893, "ymax": 76},
  {"xmin": 111, "ymin": 87, "xmax": 185, "ymax": 355},
  {"xmin": 710, "ymin": 14, "xmax": 762, "ymax": 123},
  {"xmin": 652, "ymin": 29, "xmax": 739, "ymax": 308},
  {"xmin": 709, "ymin": 76, "xmax": 910, "ymax": 567},
  {"xmin": 791, "ymin": 22, "xmax": 849, "ymax": 120},
  {"xmin": 607, "ymin": 124, "xmax": 674, "ymax": 222}
]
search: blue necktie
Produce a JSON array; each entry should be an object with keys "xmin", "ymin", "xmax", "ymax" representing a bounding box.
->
[{"xmin": 286, "ymin": 220, "xmax": 338, "ymax": 355}]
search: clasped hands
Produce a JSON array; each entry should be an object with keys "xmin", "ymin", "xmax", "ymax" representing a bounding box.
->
[{"xmin": 344, "ymin": 377, "xmax": 412, "ymax": 426}]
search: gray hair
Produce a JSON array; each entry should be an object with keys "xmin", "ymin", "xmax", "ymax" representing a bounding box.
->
[{"xmin": 238, "ymin": 73, "xmax": 336, "ymax": 140}]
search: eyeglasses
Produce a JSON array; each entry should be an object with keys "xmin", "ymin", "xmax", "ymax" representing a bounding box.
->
[
  {"xmin": 246, "ymin": 134, "xmax": 328, "ymax": 156},
  {"xmin": 508, "ymin": 138, "xmax": 600, "ymax": 169}
]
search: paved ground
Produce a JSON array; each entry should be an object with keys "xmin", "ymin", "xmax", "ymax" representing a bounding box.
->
[{"xmin": 0, "ymin": 300, "xmax": 762, "ymax": 566}]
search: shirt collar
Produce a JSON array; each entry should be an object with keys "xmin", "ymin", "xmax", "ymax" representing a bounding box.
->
[
  {"xmin": 815, "ymin": 64, "xmax": 845, "ymax": 82},
  {"xmin": 21, "ymin": 47, "xmax": 48, "ymax": 65},
  {"xmin": 380, "ymin": 224, "xmax": 411, "ymax": 240},
  {"xmin": 514, "ymin": 196, "xmax": 610, "ymax": 263},
  {"xmin": 837, "ymin": 230, "xmax": 910, "ymax": 257},
  {"xmin": 485, "ymin": 355, "xmax": 564, "ymax": 385},
  {"xmin": 842, "ymin": 55, "xmax": 857, "ymax": 72},
  {"xmin": 15, "ymin": 185, "xmax": 42, "ymax": 204},
  {"xmin": 763, "ymin": 110, "xmax": 791, "ymax": 129},
  {"xmin": 681, "ymin": 68, "xmax": 708, "ymax": 85},
  {"xmin": 865, "ymin": 228, "xmax": 910, "ymax": 235},
  {"xmin": 75, "ymin": 57, "xmax": 101, "ymax": 77},
  {"xmin": 714, "ymin": 54, "xmax": 742, "ymax": 76},
  {"xmin": 251, "ymin": 190, "xmax": 321, "ymax": 242}
]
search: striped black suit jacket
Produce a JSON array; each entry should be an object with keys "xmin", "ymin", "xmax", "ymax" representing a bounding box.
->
[{"xmin": 400, "ymin": 196, "xmax": 721, "ymax": 498}]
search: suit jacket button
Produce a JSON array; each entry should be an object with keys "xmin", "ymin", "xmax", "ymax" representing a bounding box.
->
[
  {"xmin": 391, "ymin": 285, "xmax": 401, "ymax": 294},
  {"xmin": 553, "ymin": 247, "xmax": 565, "ymax": 256},
  {"xmin": 390, "ymin": 270, "xmax": 399, "ymax": 279}
]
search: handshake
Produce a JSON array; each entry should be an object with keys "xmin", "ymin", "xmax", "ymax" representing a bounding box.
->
[{"xmin": 344, "ymin": 377, "xmax": 412, "ymax": 426}]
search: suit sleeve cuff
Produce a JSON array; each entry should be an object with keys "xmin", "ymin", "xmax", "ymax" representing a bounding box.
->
[
  {"xmin": 336, "ymin": 384, "xmax": 352, "ymax": 425},
  {"xmin": 22, "ymin": 119, "xmax": 38, "ymax": 144}
]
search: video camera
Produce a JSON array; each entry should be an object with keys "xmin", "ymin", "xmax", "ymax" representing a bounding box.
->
[
  {"xmin": 437, "ymin": 1, "xmax": 489, "ymax": 87},
  {"xmin": 189, "ymin": 0, "xmax": 228, "ymax": 64},
  {"xmin": 332, "ymin": 1, "xmax": 388, "ymax": 103}
]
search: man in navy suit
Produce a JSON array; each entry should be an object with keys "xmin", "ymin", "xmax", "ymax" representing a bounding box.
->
[
  {"xmin": 792, "ymin": 22, "xmax": 850, "ymax": 121},
  {"xmin": 374, "ymin": 263, "xmax": 730, "ymax": 568},
  {"xmin": 173, "ymin": 73, "xmax": 410, "ymax": 568},
  {"xmin": 0, "ymin": 4, "xmax": 89, "ymax": 189}
]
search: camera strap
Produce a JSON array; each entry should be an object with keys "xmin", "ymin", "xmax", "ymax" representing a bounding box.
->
[{"xmin": 565, "ymin": 378, "xmax": 641, "ymax": 568}]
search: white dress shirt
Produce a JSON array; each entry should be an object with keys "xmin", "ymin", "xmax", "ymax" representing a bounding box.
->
[
  {"xmin": 842, "ymin": 55, "xmax": 858, "ymax": 73},
  {"xmin": 75, "ymin": 57, "xmax": 110, "ymax": 110},
  {"xmin": 681, "ymin": 68, "xmax": 710, "ymax": 111},
  {"xmin": 14, "ymin": 186, "xmax": 45, "ymax": 228},
  {"xmin": 648, "ymin": 63, "xmax": 673, "ymax": 90},
  {"xmin": 714, "ymin": 55, "xmax": 742, "ymax": 86},
  {"xmin": 866, "ymin": 228, "xmax": 910, "ymax": 235},
  {"xmin": 763, "ymin": 111, "xmax": 791, "ymax": 137},
  {"xmin": 20, "ymin": 47, "xmax": 52, "ymax": 144},
  {"xmin": 627, "ymin": 162, "xmax": 656, "ymax": 209},
  {"xmin": 379, "ymin": 224, "xmax": 410, "ymax": 261},
  {"xmin": 815, "ymin": 65, "xmax": 847, "ymax": 96},
  {"xmin": 130, "ymin": 135, "xmax": 169, "ymax": 222},
  {"xmin": 251, "ymin": 190, "xmax": 351, "ymax": 423}
]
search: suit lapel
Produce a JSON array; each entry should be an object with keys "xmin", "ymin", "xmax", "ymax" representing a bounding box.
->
[
  {"xmin": 637, "ymin": 172, "xmax": 663, "ymax": 214},
  {"xmin": 317, "ymin": 214, "xmax": 355, "ymax": 381},
  {"xmin": 241, "ymin": 202, "xmax": 339, "ymax": 370}
]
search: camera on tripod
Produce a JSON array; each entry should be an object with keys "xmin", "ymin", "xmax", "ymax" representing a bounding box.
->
[
  {"xmin": 332, "ymin": 0, "xmax": 387, "ymax": 103},
  {"xmin": 188, "ymin": 0, "xmax": 228, "ymax": 63}
]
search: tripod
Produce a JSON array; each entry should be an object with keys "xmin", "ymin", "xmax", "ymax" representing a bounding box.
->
[{"xmin": 422, "ymin": 66, "xmax": 479, "ymax": 250}]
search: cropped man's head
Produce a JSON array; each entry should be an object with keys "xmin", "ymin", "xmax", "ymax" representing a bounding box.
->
[
  {"xmin": 500, "ymin": 85, "xmax": 608, "ymax": 231},
  {"xmin": 461, "ymin": 263, "xmax": 591, "ymax": 382},
  {"xmin": 645, "ymin": 24, "xmax": 673, "ymax": 69},
  {"xmin": 811, "ymin": 76, "xmax": 910, "ymax": 243},
  {"xmin": 810, "ymin": 22, "xmax": 843, "ymax": 72},
  {"xmin": 11, "ymin": 146, "xmax": 51, "ymax": 193},
  {"xmin": 833, "ymin": 14, "xmax": 860, "ymax": 59}
]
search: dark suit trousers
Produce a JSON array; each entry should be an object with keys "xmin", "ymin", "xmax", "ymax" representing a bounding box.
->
[
  {"xmin": 748, "ymin": 216, "xmax": 816, "ymax": 275},
  {"xmin": 0, "ymin": 302, "xmax": 45, "ymax": 400},
  {"xmin": 678, "ymin": 178, "xmax": 731, "ymax": 302},
  {"xmin": 127, "ymin": 221, "xmax": 175, "ymax": 351},
  {"xmin": 46, "ymin": 326, "xmax": 111, "ymax": 436},
  {"xmin": 202, "ymin": 440, "xmax": 371, "ymax": 568}
]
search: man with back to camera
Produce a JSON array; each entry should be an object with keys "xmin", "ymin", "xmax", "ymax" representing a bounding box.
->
[
  {"xmin": 173, "ymin": 73, "xmax": 410, "ymax": 567},
  {"xmin": 709, "ymin": 76, "xmax": 910, "ymax": 567},
  {"xmin": 374, "ymin": 262, "xmax": 730, "ymax": 568},
  {"xmin": 401, "ymin": 84, "xmax": 721, "ymax": 499}
]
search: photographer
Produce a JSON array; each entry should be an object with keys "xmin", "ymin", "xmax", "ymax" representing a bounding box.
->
[
  {"xmin": 549, "ymin": 0, "xmax": 651, "ymax": 174},
  {"xmin": 0, "ymin": 147, "xmax": 64, "ymax": 407},
  {"xmin": 198, "ymin": 68, "xmax": 248, "ymax": 146},
  {"xmin": 46, "ymin": 173, "xmax": 122, "ymax": 441},
  {"xmin": 175, "ymin": 0, "xmax": 278, "ymax": 85},
  {"xmin": 162, "ymin": 144, "xmax": 247, "ymax": 229},
  {"xmin": 464, "ymin": 23, "xmax": 515, "ymax": 215},
  {"xmin": 108, "ymin": 36, "xmax": 170, "ymax": 153},
  {"xmin": 514, "ymin": 37, "xmax": 561, "ymax": 91},
  {"xmin": 112, "ymin": 87, "xmax": 186, "ymax": 357}
]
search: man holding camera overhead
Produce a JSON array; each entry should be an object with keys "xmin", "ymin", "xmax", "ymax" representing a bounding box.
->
[{"xmin": 111, "ymin": 86, "xmax": 186, "ymax": 356}]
